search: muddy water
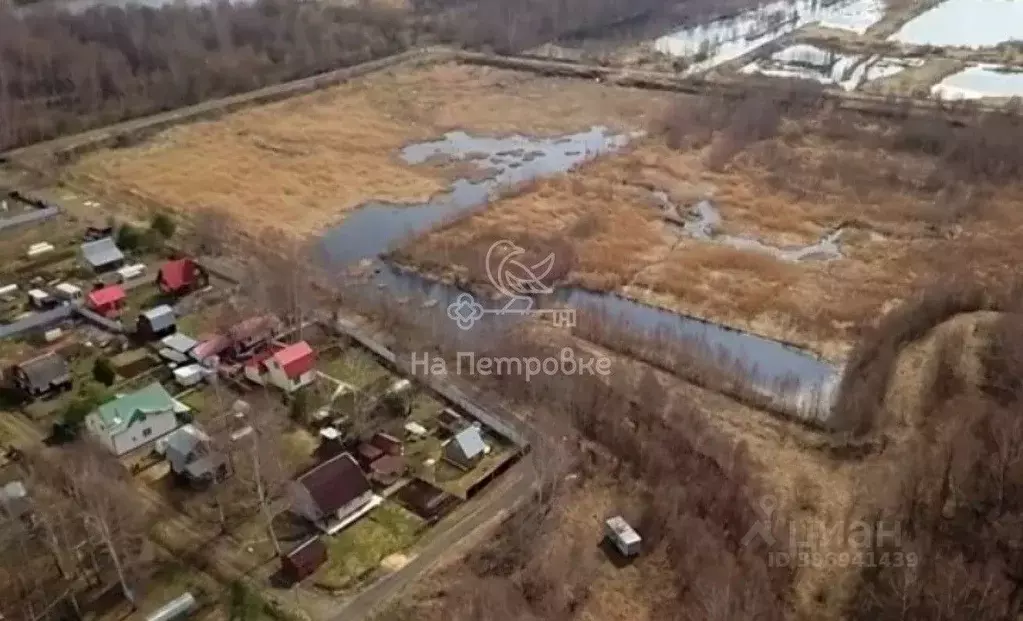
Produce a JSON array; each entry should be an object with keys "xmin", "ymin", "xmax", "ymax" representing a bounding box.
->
[
  {"xmin": 656, "ymin": 193, "xmax": 844, "ymax": 262},
  {"xmin": 320, "ymin": 128, "xmax": 631, "ymax": 265},
  {"xmin": 320, "ymin": 127, "xmax": 840, "ymax": 423}
]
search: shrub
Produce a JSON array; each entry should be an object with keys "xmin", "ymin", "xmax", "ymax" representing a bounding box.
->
[
  {"xmin": 151, "ymin": 213, "xmax": 176, "ymax": 239},
  {"xmin": 92, "ymin": 358, "xmax": 116, "ymax": 386},
  {"xmin": 116, "ymin": 223, "xmax": 142, "ymax": 251}
]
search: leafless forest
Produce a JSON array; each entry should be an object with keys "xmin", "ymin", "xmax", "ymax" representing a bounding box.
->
[
  {"xmin": 0, "ymin": 0, "xmax": 778, "ymax": 152},
  {"xmin": 0, "ymin": 0, "xmax": 414, "ymax": 150},
  {"xmin": 845, "ymin": 302, "xmax": 1023, "ymax": 620}
]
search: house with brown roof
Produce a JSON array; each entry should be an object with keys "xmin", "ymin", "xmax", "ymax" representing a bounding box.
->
[
  {"xmin": 280, "ymin": 537, "xmax": 328, "ymax": 583},
  {"xmin": 190, "ymin": 315, "xmax": 279, "ymax": 363},
  {"xmin": 289, "ymin": 453, "xmax": 381, "ymax": 535}
]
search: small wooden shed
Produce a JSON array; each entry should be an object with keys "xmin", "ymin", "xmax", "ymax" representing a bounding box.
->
[{"xmin": 281, "ymin": 537, "xmax": 328, "ymax": 583}]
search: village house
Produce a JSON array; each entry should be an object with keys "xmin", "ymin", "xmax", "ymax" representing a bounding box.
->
[
  {"xmin": 137, "ymin": 304, "xmax": 177, "ymax": 339},
  {"xmin": 11, "ymin": 351, "xmax": 72, "ymax": 398},
  {"xmin": 443, "ymin": 424, "xmax": 488, "ymax": 470},
  {"xmin": 85, "ymin": 382, "xmax": 187, "ymax": 456},
  {"xmin": 191, "ymin": 315, "xmax": 279, "ymax": 363},
  {"xmin": 157, "ymin": 258, "xmax": 208, "ymax": 296},
  {"xmin": 80, "ymin": 237, "xmax": 125, "ymax": 273},
  {"xmin": 290, "ymin": 452, "xmax": 380, "ymax": 535},
  {"xmin": 158, "ymin": 424, "xmax": 228, "ymax": 488},
  {"xmin": 86, "ymin": 284, "xmax": 126, "ymax": 318},
  {"xmin": 243, "ymin": 340, "xmax": 316, "ymax": 393}
]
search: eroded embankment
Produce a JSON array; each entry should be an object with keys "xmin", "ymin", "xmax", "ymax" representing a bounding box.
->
[{"xmin": 832, "ymin": 280, "xmax": 1022, "ymax": 435}]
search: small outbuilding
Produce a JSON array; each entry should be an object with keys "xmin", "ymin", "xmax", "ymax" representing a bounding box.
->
[
  {"xmin": 604, "ymin": 516, "xmax": 642, "ymax": 558},
  {"xmin": 159, "ymin": 423, "xmax": 227, "ymax": 487},
  {"xmin": 27, "ymin": 288, "xmax": 56, "ymax": 309},
  {"xmin": 160, "ymin": 333, "xmax": 198, "ymax": 364},
  {"xmin": 80, "ymin": 237, "xmax": 125, "ymax": 273},
  {"xmin": 137, "ymin": 305, "xmax": 177, "ymax": 339},
  {"xmin": 53, "ymin": 283, "xmax": 83, "ymax": 303},
  {"xmin": 172, "ymin": 364, "xmax": 205, "ymax": 388},
  {"xmin": 443, "ymin": 425, "xmax": 487, "ymax": 470},
  {"xmin": 280, "ymin": 537, "xmax": 328, "ymax": 583},
  {"xmin": 158, "ymin": 258, "xmax": 207, "ymax": 295},
  {"xmin": 12, "ymin": 351, "xmax": 72, "ymax": 398},
  {"xmin": 87, "ymin": 285, "xmax": 126, "ymax": 318}
]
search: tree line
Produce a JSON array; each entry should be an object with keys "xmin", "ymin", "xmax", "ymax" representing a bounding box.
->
[{"xmin": 0, "ymin": 0, "xmax": 415, "ymax": 151}]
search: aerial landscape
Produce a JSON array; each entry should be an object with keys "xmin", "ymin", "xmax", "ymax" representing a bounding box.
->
[{"xmin": 0, "ymin": 0, "xmax": 1022, "ymax": 620}]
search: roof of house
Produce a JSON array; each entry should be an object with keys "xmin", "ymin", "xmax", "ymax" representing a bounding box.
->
[
  {"xmin": 272, "ymin": 341, "xmax": 315, "ymax": 379},
  {"xmin": 164, "ymin": 424, "xmax": 209, "ymax": 471},
  {"xmin": 87, "ymin": 285, "xmax": 125, "ymax": 308},
  {"xmin": 141, "ymin": 305, "xmax": 176, "ymax": 331},
  {"xmin": 81, "ymin": 237, "xmax": 124, "ymax": 268},
  {"xmin": 284, "ymin": 537, "xmax": 327, "ymax": 572},
  {"xmin": 17, "ymin": 351, "xmax": 71, "ymax": 389},
  {"xmin": 296, "ymin": 453, "xmax": 371, "ymax": 517},
  {"xmin": 92, "ymin": 382, "xmax": 186, "ymax": 434},
  {"xmin": 159, "ymin": 258, "xmax": 198, "ymax": 291},
  {"xmin": 162, "ymin": 333, "xmax": 198, "ymax": 354},
  {"xmin": 370, "ymin": 454, "xmax": 405, "ymax": 477},
  {"xmin": 448, "ymin": 426, "xmax": 486, "ymax": 461},
  {"xmin": 184, "ymin": 454, "xmax": 225, "ymax": 479},
  {"xmin": 243, "ymin": 349, "xmax": 274, "ymax": 369},
  {"xmin": 190, "ymin": 334, "xmax": 230, "ymax": 361},
  {"xmin": 229, "ymin": 315, "xmax": 277, "ymax": 342}
]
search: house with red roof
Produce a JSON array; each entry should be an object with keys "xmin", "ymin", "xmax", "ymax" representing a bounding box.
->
[
  {"xmin": 157, "ymin": 258, "xmax": 207, "ymax": 295},
  {"xmin": 86, "ymin": 285, "xmax": 126, "ymax": 318},
  {"xmin": 243, "ymin": 341, "xmax": 316, "ymax": 392}
]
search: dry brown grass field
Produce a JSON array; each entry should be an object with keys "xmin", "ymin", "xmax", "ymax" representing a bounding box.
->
[
  {"xmin": 397, "ymin": 128, "xmax": 1023, "ymax": 359},
  {"xmin": 66, "ymin": 63, "xmax": 672, "ymax": 236}
]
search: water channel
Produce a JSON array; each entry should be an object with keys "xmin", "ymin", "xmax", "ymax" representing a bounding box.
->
[{"xmin": 319, "ymin": 127, "xmax": 841, "ymax": 423}]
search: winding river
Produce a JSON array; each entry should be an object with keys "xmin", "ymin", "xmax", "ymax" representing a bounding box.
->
[{"xmin": 318, "ymin": 127, "xmax": 841, "ymax": 425}]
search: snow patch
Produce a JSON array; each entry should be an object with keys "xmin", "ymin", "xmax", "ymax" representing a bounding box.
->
[
  {"xmin": 655, "ymin": 0, "xmax": 885, "ymax": 76},
  {"xmin": 932, "ymin": 64, "xmax": 1023, "ymax": 100},
  {"xmin": 889, "ymin": 0, "xmax": 1023, "ymax": 48}
]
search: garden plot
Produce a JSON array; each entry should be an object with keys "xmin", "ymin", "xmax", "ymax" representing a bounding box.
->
[
  {"xmin": 889, "ymin": 0, "xmax": 1023, "ymax": 48},
  {"xmin": 931, "ymin": 64, "xmax": 1023, "ymax": 99},
  {"xmin": 740, "ymin": 44, "xmax": 925, "ymax": 90},
  {"xmin": 654, "ymin": 0, "xmax": 885, "ymax": 75}
]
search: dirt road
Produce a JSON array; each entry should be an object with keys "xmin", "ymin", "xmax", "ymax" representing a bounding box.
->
[{"xmin": 331, "ymin": 458, "xmax": 535, "ymax": 621}]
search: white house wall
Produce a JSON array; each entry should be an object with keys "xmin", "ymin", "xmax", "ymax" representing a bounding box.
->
[
  {"xmin": 110, "ymin": 411, "xmax": 179, "ymax": 455},
  {"xmin": 84, "ymin": 415, "xmax": 117, "ymax": 454},
  {"xmin": 244, "ymin": 365, "xmax": 267, "ymax": 386}
]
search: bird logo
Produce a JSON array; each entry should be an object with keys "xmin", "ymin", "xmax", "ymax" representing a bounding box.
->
[
  {"xmin": 485, "ymin": 239, "xmax": 556, "ymax": 312},
  {"xmin": 445, "ymin": 239, "xmax": 570, "ymax": 331}
]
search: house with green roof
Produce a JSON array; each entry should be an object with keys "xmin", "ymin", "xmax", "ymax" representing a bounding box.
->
[{"xmin": 85, "ymin": 382, "xmax": 189, "ymax": 456}]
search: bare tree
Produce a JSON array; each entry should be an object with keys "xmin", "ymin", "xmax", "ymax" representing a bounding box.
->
[
  {"xmin": 33, "ymin": 442, "xmax": 149, "ymax": 608},
  {"xmin": 229, "ymin": 395, "xmax": 290, "ymax": 556}
]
